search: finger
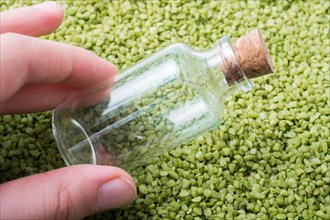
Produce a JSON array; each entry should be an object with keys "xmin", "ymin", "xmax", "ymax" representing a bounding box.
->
[
  {"xmin": 0, "ymin": 33, "xmax": 117, "ymax": 104},
  {"xmin": 0, "ymin": 84, "xmax": 81, "ymax": 114},
  {"xmin": 0, "ymin": 82, "xmax": 112, "ymax": 115},
  {"xmin": 0, "ymin": 165, "xmax": 137, "ymax": 220},
  {"xmin": 0, "ymin": 1, "xmax": 64, "ymax": 36}
]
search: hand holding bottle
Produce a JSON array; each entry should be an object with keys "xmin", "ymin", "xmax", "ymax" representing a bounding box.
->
[{"xmin": 0, "ymin": 2, "xmax": 136, "ymax": 219}]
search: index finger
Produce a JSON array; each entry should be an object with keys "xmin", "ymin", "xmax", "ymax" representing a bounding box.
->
[
  {"xmin": 0, "ymin": 33, "xmax": 117, "ymax": 103},
  {"xmin": 0, "ymin": 1, "xmax": 64, "ymax": 36}
]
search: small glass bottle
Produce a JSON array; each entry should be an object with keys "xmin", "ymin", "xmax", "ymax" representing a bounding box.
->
[{"xmin": 52, "ymin": 29, "xmax": 273, "ymax": 169}]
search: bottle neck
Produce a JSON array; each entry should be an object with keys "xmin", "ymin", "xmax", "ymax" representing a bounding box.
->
[{"xmin": 201, "ymin": 36, "xmax": 253, "ymax": 98}]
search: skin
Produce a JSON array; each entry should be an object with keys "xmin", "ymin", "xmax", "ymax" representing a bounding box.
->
[{"xmin": 0, "ymin": 2, "xmax": 136, "ymax": 219}]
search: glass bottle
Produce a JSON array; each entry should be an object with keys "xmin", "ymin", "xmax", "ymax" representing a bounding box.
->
[{"xmin": 52, "ymin": 29, "xmax": 273, "ymax": 169}]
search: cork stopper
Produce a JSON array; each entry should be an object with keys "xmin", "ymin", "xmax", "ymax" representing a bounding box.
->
[{"xmin": 232, "ymin": 29, "xmax": 273, "ymax": 79}]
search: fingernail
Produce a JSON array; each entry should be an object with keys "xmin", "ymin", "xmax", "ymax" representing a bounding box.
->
[
  {"xmin": 97, "ymin": 177, "xmax": 137, "ymax": 211},
  {"xmin": 34, "ymin": 1, "xmax": 60, "ymax": 10}
]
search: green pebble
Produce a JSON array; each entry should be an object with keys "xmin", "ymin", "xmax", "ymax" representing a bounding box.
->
[
  {"xmin": 139, "ymin": 184, "xmax": 149, "ymax": 194},
  {"xmin": 179, "ymin": 190, "xmax": 190, "ymax": 197},
  {"xmin": 1, "ymin": 1, "xmax": 329, "ymax": 219},
  {"xmin": 191, "ymin": 196, "xmax": 202, "ymax": 202},
  {"xmin": 193, "ymin": 207, "xmax": 202, "ymax": 215},
  {"xmin": 276, "ymin": 214, "xmax": 287, "ymax": 219}
]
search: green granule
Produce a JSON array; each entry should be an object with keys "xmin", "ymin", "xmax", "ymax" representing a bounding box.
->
[{"xmin": 0, "ymin": 0, "xmax": 329, "ymax": 219}]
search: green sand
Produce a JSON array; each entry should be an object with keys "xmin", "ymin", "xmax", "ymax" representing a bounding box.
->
[{"xmin": 0, "ymin": 1, "xmax": 329, "ymax": 219}]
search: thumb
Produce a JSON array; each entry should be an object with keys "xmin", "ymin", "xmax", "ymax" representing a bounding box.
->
[{"xmin": 0, "ymin": 165, "xmax": 137, "ymax": 220}]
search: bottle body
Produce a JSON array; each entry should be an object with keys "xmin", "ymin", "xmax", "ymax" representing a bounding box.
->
[{"xmin": 52, "ymin": 37, "xmax": 253, "ymax": 169}]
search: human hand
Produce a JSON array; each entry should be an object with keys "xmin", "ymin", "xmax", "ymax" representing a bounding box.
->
[{"xmin": 0, "ymin": 2, "xmax": 136, "ymax": 219}]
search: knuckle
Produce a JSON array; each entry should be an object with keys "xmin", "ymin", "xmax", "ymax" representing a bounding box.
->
[
  {"xmin": 53, "ymin": 183, "xmax": 76, "ymax": 220},
  {"xmin": 1, "ymin": 32, "xmax": 21, "ymax": 42},
  {"xmin": 0, "ymin": 32, "xmax": 30, "ymax": 53}
]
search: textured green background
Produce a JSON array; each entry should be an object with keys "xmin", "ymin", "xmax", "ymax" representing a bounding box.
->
[{"xmin": 0, "ymin": 0, "xmax": 329, "ymax": 219}]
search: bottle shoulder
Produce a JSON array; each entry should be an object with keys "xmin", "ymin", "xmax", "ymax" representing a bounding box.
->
[{"xmin": 159, "ymin": 42, "xmax": 195, "ymax": 55}]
